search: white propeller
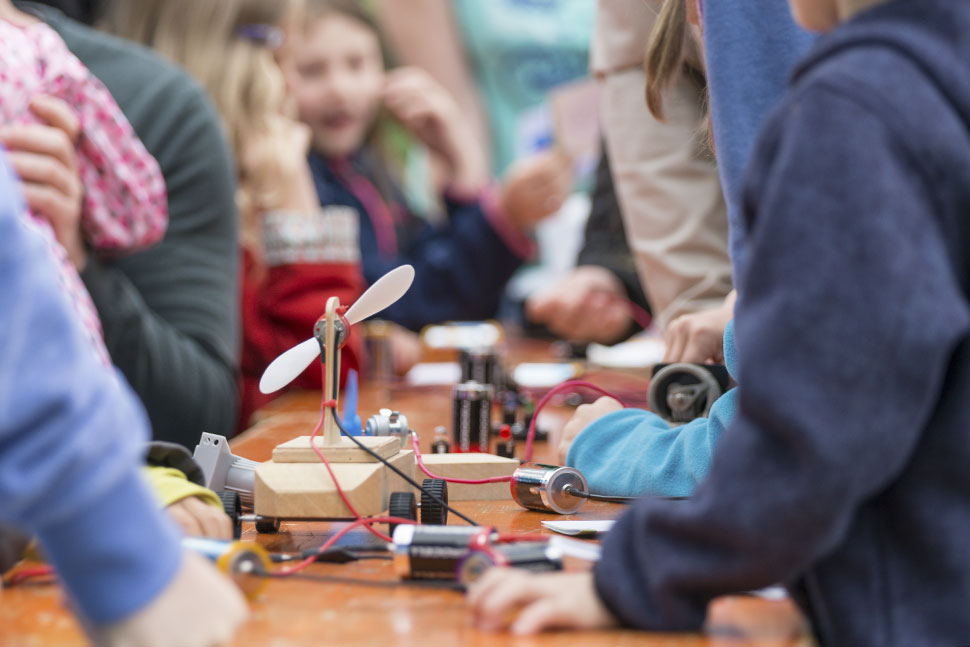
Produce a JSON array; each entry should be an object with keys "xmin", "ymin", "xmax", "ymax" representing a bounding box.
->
[{"xmin": 258, "ymin": 265, "xmax": 415, "ymax": 394}]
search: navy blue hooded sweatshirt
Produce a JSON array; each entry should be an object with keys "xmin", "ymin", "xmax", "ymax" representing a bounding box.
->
[
  {"xmin": 307, "ymin": 150, "xmax": 529, "ymax": 331},
  {"xmin": 593, "ymin": 2, "xmax": 970, "ymax": 645}
]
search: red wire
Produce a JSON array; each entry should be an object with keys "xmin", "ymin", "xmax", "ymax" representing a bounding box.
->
[
  {"xmin": 592, "ymin": 288, "xmax": 653, "ymax": 330},
  {"xmin": 309, "ymin": 364, "xmax": 394, "ymax": 544},
  {"xmin": 411, "ymin": 434, "xmax": 513, "ymax": 484},
  {"xmin": 523, "ymin": 380, "xmax": 627, "ymax": 462},
  {"xmin": 3, "ymin": 565, "xmax": 55, "ymax": 586},
  {"xmin": 276, "ymin": 515, "xmax": 418, "ymax": 576}
]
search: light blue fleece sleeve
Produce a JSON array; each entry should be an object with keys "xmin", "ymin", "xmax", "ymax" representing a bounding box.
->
[
  {"xmin": 566, "ymin": 321, "xmax": 739, "ymax": 498},
  {"xmin": 566, "ymin": 390, "xmax": 736, "ymax": 498},
  {"xmin": 0, "ymin": 157, "xmax": 182, "ymax": 625}
]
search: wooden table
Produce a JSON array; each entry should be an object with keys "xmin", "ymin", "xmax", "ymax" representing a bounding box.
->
[{"xmin": 0, "ymin": 343, "xmax": 807, "ymax": 647}]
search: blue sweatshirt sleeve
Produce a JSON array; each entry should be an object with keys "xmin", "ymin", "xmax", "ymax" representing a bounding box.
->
[
  {"xmin": 0, "ymin": 160, "xmax": 182, "ymax": 624},
  {"xmin": 702, "ymin": 1, "xmax": 815, "ymax": 275},
  {"xmin": 592, "ymin": 80, "xmax": 970, "ymax": 631}
]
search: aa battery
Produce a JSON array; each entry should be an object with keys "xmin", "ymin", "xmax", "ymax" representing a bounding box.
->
[
  {"xmin": 391, "ymin": 525, "xmax": 561, "ymax": 584},
  {"xmin": 459, "ymin": 347, "xmax": 499, "ymax": 387},
  {"xmin": 510, "ymin": 464, "xmax": 588, "ymax": 515},
  {"xmin": 457, "ymin": 541, "xmax": 563, "ymax": 586},
  {"xmin": 453, "ymin": 381, "xmax": 493, "ymax": 452},
  {"xmin": 392, "ymin": 525, "xmax": 491, "ymax": 580}
]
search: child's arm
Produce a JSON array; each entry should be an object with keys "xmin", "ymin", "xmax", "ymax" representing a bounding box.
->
[
  {"xmin": 0, "ymin": 156, "xmax": 245, "ymax": 637},
  {"xmin": 383, "ymin": 66, "xmax": 489, "ymax": 195},
  {"xmin": 564, "ymin": 387, "xmax": 736, "ymax": 498},
  {"xmin": 46, "ymin": 29, "xmax": 168, "ymax": 252},
  {"xmin": 143, "ymin": 441, "xmax": 231, "ymax": 540}
]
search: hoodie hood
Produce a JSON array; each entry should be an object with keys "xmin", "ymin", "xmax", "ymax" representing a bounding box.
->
[{"xmin": 794, "ymin": 0, "xmax": 970, "ymax": 126}]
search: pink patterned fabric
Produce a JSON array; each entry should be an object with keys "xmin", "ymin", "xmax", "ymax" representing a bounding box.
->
[{"xmin": 0, "ymin": 19, "xmax": 169, "ymax": 363}]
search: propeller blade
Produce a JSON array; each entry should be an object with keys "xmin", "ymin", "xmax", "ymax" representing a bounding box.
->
[
  {"xmin": 345, "ymin": 264, "xmax": 415, "ymax": 325},
  {"xmin": 259, "ymin": 337, "xmax": 320, "ymax": 394}
]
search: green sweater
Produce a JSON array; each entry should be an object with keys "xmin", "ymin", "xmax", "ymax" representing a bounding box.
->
[{"xmin": 23, "ymin": 3, "xmax": 241, "ymax": 447}]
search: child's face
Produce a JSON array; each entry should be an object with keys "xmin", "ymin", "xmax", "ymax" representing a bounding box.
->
[
  {"xmin": 281, "ymin": 13, "xmax": 384, "ymax": 158},
  {"xmin": 788, "ymin": 0, "xmax": 840, "ymax": 31}
]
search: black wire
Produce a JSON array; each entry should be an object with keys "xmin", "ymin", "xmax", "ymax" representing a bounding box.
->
[
  {"xmin": 325, "ymin": 360, "xmax": 479, "ymax": 526},
  {"xmin": 563, "ymin": 485, "xmax": 687, "ymax": 504},
  {"xmin": 261, "ymin": 571, "xmax": 462, "ymax": 590}
]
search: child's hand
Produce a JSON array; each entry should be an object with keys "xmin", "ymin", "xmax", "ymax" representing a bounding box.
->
[
  {"xmin": 87, "ymin": 550, "xmax": 247, "ymax": 647},
  {"xmin": 167, "ymin": 496, "xmax": 233, "ymax": 540},
  {"xmin": 0, "ymin": 96, "xmax": 86, "ymax": 270},
  {"xmin": 467, "ymin": 569, "xmax": 617, "ymax": 635},
  {"xmin": 558, "ymin": 397, "xmax": 623, "ymax": 463},
  {"xmin": 663, "ymin": 291, "xmax": 736, "ymax": 363},
  {"xmin": 383, "ymin": 67, "xmax": 487, "ymax": 192},
  {"xmin": 526, "ymin": 266, "xmax": 632, "ymax": 344},
  {"xmin": 499, "ymin": 149, "xmax": 573, "ymax": 232},
  {"xmin": 389, "ymin": 325, "xmax": 422, "ymax": 375}
]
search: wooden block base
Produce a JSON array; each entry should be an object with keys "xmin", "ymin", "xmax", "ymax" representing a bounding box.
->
[
  {"xmin": 254, "ymin": 450, "xmax": 415, "ymax": 518},
  {"xmin": 272, "ymin": 435, "xmax": 401, "ymax": 464},
  {"xmin": 421, "ymin": 453, "xmax": 518, "ymax": 501}
]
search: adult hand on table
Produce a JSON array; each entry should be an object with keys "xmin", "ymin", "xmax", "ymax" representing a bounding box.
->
[
  {"xmin": 663, "ymin": 290, "xmax": 736, "ymax": 364},
  {"xmin": 558, "ymin": 396, "xmax": 623, "ymax": 464},
  {"xmin": 468, "ymin": 569, "xmax": 616, "ymax": 635},
  {"xmin": 0, "ymin": 96, "xmax": 86, "ymax": 270},
  {"xmin": 527, "ymin": 265, "xmax": 633, "ymax": 344},
  {"xmin": 86, "ymin": 550, "xmax": 248, "ymax": 647}
]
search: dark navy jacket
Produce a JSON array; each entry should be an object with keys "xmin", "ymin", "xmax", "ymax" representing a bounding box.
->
[
  {"xmin": 307, "ymin": 150, "xmax": 529, "ymax": 331},
  {"xmin": 594, "ymin": 2, "xmax": 970, "ymax": 645}
]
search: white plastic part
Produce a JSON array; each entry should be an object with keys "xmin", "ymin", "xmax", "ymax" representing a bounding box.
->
[
  {"xmin": 257, "ymin": 265, "xmax": 414, "ymax": 394},
  {"xmin": 192, "ymin": 433, "xmax": 257, "ymax": 508},
  {"xmin": 258, "ymin": 337, "xmax": 321, "ymax": 394},
  {"xmin": 344, "ymin": 264, "xmax": 415, "ymax": 325}
]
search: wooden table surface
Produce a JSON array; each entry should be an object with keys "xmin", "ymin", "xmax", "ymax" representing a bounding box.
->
[{"xmin": 0, "ymin": 340, "xmax": 808, "ymax": 647}]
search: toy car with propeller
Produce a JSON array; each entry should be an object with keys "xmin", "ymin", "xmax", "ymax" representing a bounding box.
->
[{"xmin": 195, "ymin": 265, "xmax": 450, "ymax": 535}]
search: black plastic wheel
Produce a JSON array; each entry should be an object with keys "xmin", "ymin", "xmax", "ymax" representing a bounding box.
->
[
  {"xmin": 219, "ymin": 490, "xmax": 242, "ymax": 539},
  {"xmin": 254, "ymin": 516, "xmax": 280, "ymax": 534},
  {"xmin": 387, "ymin": 491, "xmax": 417, "ymax": 537},
  {"xmin": 419, "ymin": 478, "xmax": 449, "ymax": 526}
]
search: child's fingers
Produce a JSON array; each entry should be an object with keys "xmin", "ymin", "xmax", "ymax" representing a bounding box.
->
[
  {"xmin": 0, "ymin": 124, "xmax": 78, "ymax": 175},
  {"xmin": 5, "ymin": 150, "xmax": 78, "ymax": 198},
  {"xmin": 510, "ymin": 597, "xmax": 574, "ymax": 635},
  {"xmin": 20, "ymin": 183, "xmax": 78, "ymax": 227},
  {"xmin": 470, "ymin": 570, "xmax": 546, "ymax": 630},
  {"xmin": 466, "ymin": 567, "xmax": 512, "ymax": 608},
  {"xmin": 167, "ymin": 502, "xmax": 204, "ymax": 537},
  {"xmin": 29, "ymin": 95, "xmax": 80, "ymax": 145},
  {"xmin": 663, "ymin": 321, "xmax": 689, "ymax": 363},
  {"xmin": 185, "ymin": 497, "xmax": 231, "ymax": 540}
]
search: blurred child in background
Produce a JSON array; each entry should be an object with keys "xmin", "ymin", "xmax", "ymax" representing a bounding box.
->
[{"xmin": 280, "ymin": 0, "xmax": 571, "ymax": 351}]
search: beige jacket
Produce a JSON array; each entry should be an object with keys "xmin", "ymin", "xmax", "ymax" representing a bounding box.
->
[{"xmin": 593, "ymin": 0, "xmax": 732, "ymax": 328}]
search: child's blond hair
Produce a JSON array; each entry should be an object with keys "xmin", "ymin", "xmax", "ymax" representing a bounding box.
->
[{"xmin": 100, "ymin": 0, "xmax": 294, "ymax": 257}]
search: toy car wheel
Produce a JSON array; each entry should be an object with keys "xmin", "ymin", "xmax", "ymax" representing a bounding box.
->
[
  {"xmin": 387, "ymin": 491, "xmax": 417, "ymax": 536},
  {"xmin": 647, "ymin": 363, "xmax": 723, "ymax": 423},
  {"xmin": 254, "ymin": 516, "xmax": 280, "ymax": 534},
  {"xmin": 419, "ymin": 478, "xmax": 448, "ymax": 526},
  {"xmin": 219, "ymin": 490, "xmax": 242, "ymax": 539}
]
